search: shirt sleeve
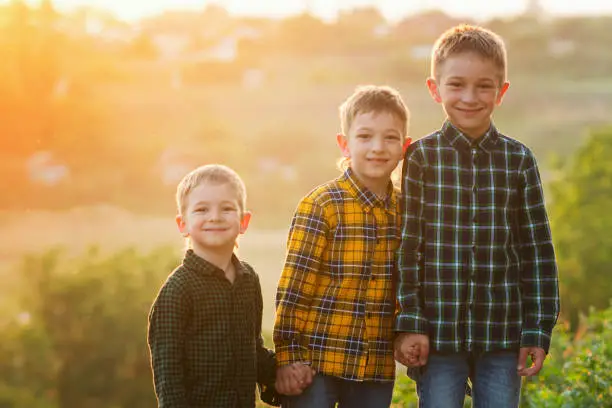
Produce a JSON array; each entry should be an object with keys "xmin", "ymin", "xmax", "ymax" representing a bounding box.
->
[
  {"xmin": 518, "ymin": 149, "xmax": 560, "ymax": 353},
  {"xmin": 252, "ymin": 272, "xmax": 276, "ymax": 384},
  {"xmin": 147, "ymin": 278, "xmax": 190, "ymax": 408},
  {"xmin": 273, "ymin": 195, "xmax": 328, "ymax": 366},
  {"xmin": 249, "ymin": 271, "xmax": 281, "ymax": 406},
  {"xmin": 395, "ymin": 144, "xmax": 429, "ymax": 334}
]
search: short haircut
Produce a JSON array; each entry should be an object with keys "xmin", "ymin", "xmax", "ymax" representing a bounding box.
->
[
  {"xmin": 176, "ymin": 164, "xmax": 246, "ymax": 216},
  {"xmin": 431, "ymin": 24, "xmax": 507, "ymax": 83},
  {"xmin": 339, "ymin": 85, "xmax": 410, "ymax": 137}
]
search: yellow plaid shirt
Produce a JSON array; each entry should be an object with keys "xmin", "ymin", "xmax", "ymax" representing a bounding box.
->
[{"xmin": 274, "ymin": 168, "xmax": 399, "ymax": 382}]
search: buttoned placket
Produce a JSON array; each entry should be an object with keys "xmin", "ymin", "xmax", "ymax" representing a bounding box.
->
[
  {"xmin": 357, "ymin": 204, "xmax": 374, "ymax": 380},
  {"xmin": 466, "ymin": 144, "xmax": 479, "ymax": 351},
  {"xmin": 221, "ymin": 268, "xmax": 240, "ymax": 404}
]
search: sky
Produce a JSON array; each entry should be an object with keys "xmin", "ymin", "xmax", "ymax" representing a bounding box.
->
[{"xmin": 15, "ymin": 0, "xmax": 612, "ymax": 22}]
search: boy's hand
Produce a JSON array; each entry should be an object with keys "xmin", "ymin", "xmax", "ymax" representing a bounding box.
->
[
  {"xmin": 517, "ymin": 347, "xmax": 546, "ymax": 376},
  {"xmin": 394, "ymin": 333, "xmax": 429, "ymax": 367},
  {"xmin": 293, "ymin": 363, "xmax": 316, "ymax": 390},
  {"xmin": 275, "ymin": 363, "xmax": 316, "ymax": 396}
]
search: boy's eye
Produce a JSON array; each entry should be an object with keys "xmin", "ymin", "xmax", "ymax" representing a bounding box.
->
[
  {"xmin": 194, "ymin": 208, "xmax": 207, "ymax": 213},
  {"xmin": 386, "ymin": 135, "xmax": 401, "ymax": 141},
  {"xmin": 223, "ymin": 207, "xmax": 236, "ymax": 212},
  {"xmin": 479, "ymin": 83, "xmax": 494, "ymax": 89},
  {"xmin": 357, "ymin": 134, "xmax": 371, "ymax": 139},
  {"xmin": 448, "ymin": 82, "xmax": 462, "ymax": 88}
]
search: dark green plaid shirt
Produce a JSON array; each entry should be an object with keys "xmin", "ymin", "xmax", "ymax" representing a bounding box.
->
[
  {"xmin": 147, "ymin": 250, "xmax": 276, "ymax": 408},
  {"xmin": 396, "ymin": 122, "xmax": 560, "ymax": 353}
]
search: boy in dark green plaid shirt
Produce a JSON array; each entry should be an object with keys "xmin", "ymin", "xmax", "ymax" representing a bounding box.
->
[
  {"xmin": 394, "ymin": 25, "xmax": 560, "ymax": 408},
  {"xmin": 147, "ymin": 164, "xmax": 312, "ymax": 407}
]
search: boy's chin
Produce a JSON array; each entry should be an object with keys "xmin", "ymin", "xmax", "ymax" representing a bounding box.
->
[
  {"xmin": 193, "ymin": 239, "xmax": 237, "ymax": 251},
  {"xmin": 363, "ymin": 167, "xmax": 397, "ymax": 180}
]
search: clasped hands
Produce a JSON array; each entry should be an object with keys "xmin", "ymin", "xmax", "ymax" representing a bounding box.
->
[{"xmin": 275, "ymin": 362, "xmax": 316, "ymax": 396}]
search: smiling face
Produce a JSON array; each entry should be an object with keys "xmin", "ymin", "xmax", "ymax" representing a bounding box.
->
[
  {"xmin": 337, "ymin": 110, "xmax": 405, "ymax": 193},
  {"xmin": 176, "ymin": 182, "xmax": 250, "ymax": 255},
  {"xmin": 427, "ymin": 51, "xmax": 509, "ymax": 139}
]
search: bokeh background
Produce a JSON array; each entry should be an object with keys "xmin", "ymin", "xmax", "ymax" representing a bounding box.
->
[{"xmin": 1, "ymin": 0, "xmax": 611, "ymax": 406}]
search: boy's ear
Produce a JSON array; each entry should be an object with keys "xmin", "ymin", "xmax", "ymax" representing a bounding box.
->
[
  {"xmin": 336, "ymin": 133, "xmax": 350, "ymax": 157},
  {"xmin": 176, "ymin": 214, "xmax": 189, "ymax": 237},
  {"xmin": 239, "ymin": 211, "xmax": 252, "ymax": 234},
  {"xmin": 402, "ymin": 137, "xmax": 413, "ymax": 155},
  {"xmin": 496, "ymin": 81, "xmax": 510, "ymax": 105},
  {"xmin": 426, "ymin": 77, "xmax": 442, "ymax": 103}
]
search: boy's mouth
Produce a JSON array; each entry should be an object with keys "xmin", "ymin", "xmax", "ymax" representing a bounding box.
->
[
  {"xmin": 456, "ymin": 107, "xmax": 483, "ymax": 114},
  {"xmin": 367, "ymin": 158, "xmax": 388, "ymax": 163}
]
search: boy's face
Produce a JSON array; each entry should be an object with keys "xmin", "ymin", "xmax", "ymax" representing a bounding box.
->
[
  {"xmin": 176, "ymin": 182, "xmax": 250, "ymax": 254},
  {"xmin": 427, "ymin": 51, "xmax": 509, "ymax": 139},
  {"xmin": 337, "ymin": 110, "xmax": 406, "ymax": 187}
]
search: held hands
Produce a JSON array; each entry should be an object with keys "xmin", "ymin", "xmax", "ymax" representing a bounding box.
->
[
  {"xmin": 275, "ymin": 363, "xmax": 316, "ymax": 396},
  {"xmin": 518, "ymin": 347, "xmax": 546, "ymax": 376},
  {"xmin": 394, "ymin": 333, "xmax": 429, "ymax": 367}
]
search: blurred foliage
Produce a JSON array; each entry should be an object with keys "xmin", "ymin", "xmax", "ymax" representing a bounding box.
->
[
  {"xmin": 0, "ymin": 246, "xmax": 179, "ymax": 408},
  {"xmin": 548, "ymin": 126, "xmax": 612, "ymax": 328},
  {"xmin": 521, "ymin": 306, "xmax": 612, "ymax": 407}
]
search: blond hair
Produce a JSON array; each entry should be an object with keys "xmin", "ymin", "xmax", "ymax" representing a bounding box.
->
[
  {"xmin": 431, "ymin": 24, "xmax": 507, "ymax": 83},
  {"xmin": 176, "ymin": 164, "xmax": 246, "ymax": 216},
  {"xmin": 339, "ymin": 85, "xmax": 410, "ymax": 138}
]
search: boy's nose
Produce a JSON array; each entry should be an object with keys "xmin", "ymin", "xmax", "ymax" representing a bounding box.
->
[
  {"xmin": 371, "ymin": 137, "xmax": 384, "ymax": 151},
  {"xmin": 461, "ymin": 88, "xmax": 477, "ymax": 103},
  {"xmin": 207, "ymin": 209, "xmax": 223, "ymax": 220}
]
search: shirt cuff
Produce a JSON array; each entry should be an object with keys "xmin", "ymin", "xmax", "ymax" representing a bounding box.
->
[
  {"xmin": 274, "ymin": 341, "xmax": 308, "ymax": 367},
  {"xmin": 520, "ymin": 329, "xmax": 553, "ymax": 354},
  {"xmin": 395, "ymin": 313, "xmax": 428, "ymax": 334}
]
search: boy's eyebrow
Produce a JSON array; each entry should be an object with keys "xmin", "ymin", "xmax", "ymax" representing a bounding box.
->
[
  {"xmin": 354, "ymin": 126, "xmax": 400, "ymax": 134},
  {"xmin": 192, "ymin": 199, "xmax": 237, "ymax": 206},
  {"xmin": 445, "ymin": 75, "xmax": 496, "ymax": 82}
]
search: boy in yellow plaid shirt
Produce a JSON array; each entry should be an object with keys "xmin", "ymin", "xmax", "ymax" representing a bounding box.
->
[{"xmin": 273, "ymin": 85, "xmax": 412, "ymax": 407}]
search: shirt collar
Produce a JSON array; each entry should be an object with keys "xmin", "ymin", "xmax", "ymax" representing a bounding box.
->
[
  {"xmin": 340, "ymin": 167, "xmax": 397, "ymax": 214},
  {"xmin": 441, "ymin": 120, "xmax": 499, "ymax": 154},
  {"xmin": 182, "ymin": 249, "xmax": 245, "ymax": 278}
]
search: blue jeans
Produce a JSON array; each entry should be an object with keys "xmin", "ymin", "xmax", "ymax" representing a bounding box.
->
[
  {"xmin": 415, "ymin": 350, "xmax": 521, "ymax": 408},
  {"xmin": 282, "ymin": 374, "xmax": 394, "ymax": 408}
]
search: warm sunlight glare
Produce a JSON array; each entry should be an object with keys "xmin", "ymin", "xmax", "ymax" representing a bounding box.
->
[{"xmin": 13, "ymin": 0, "xmax": 612, "ymax": 21}]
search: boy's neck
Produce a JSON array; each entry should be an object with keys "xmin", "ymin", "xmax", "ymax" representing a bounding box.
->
[
  {"xmin": 192, "ymin": 245, "xmax": 235, "ymax": 278},
  {"xmin": 368, "ymin": 182, "xmax": 389, "ymax": 199},
  {"xmin": 448, "ymin": 119, "xmax": 491, "ymax": 141},
  {"xmin": 351, "ymin": 171, "xmax": 389, "ymax": 199}
]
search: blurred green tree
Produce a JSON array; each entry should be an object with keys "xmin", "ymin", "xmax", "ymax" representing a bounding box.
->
[
  {"xmin": 549, "ymin": 126, "xmax": 612, "ymax": 328},
  {"xmin": 0, "ymin": 246, "xmax": 179, "ymax": 408}
]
